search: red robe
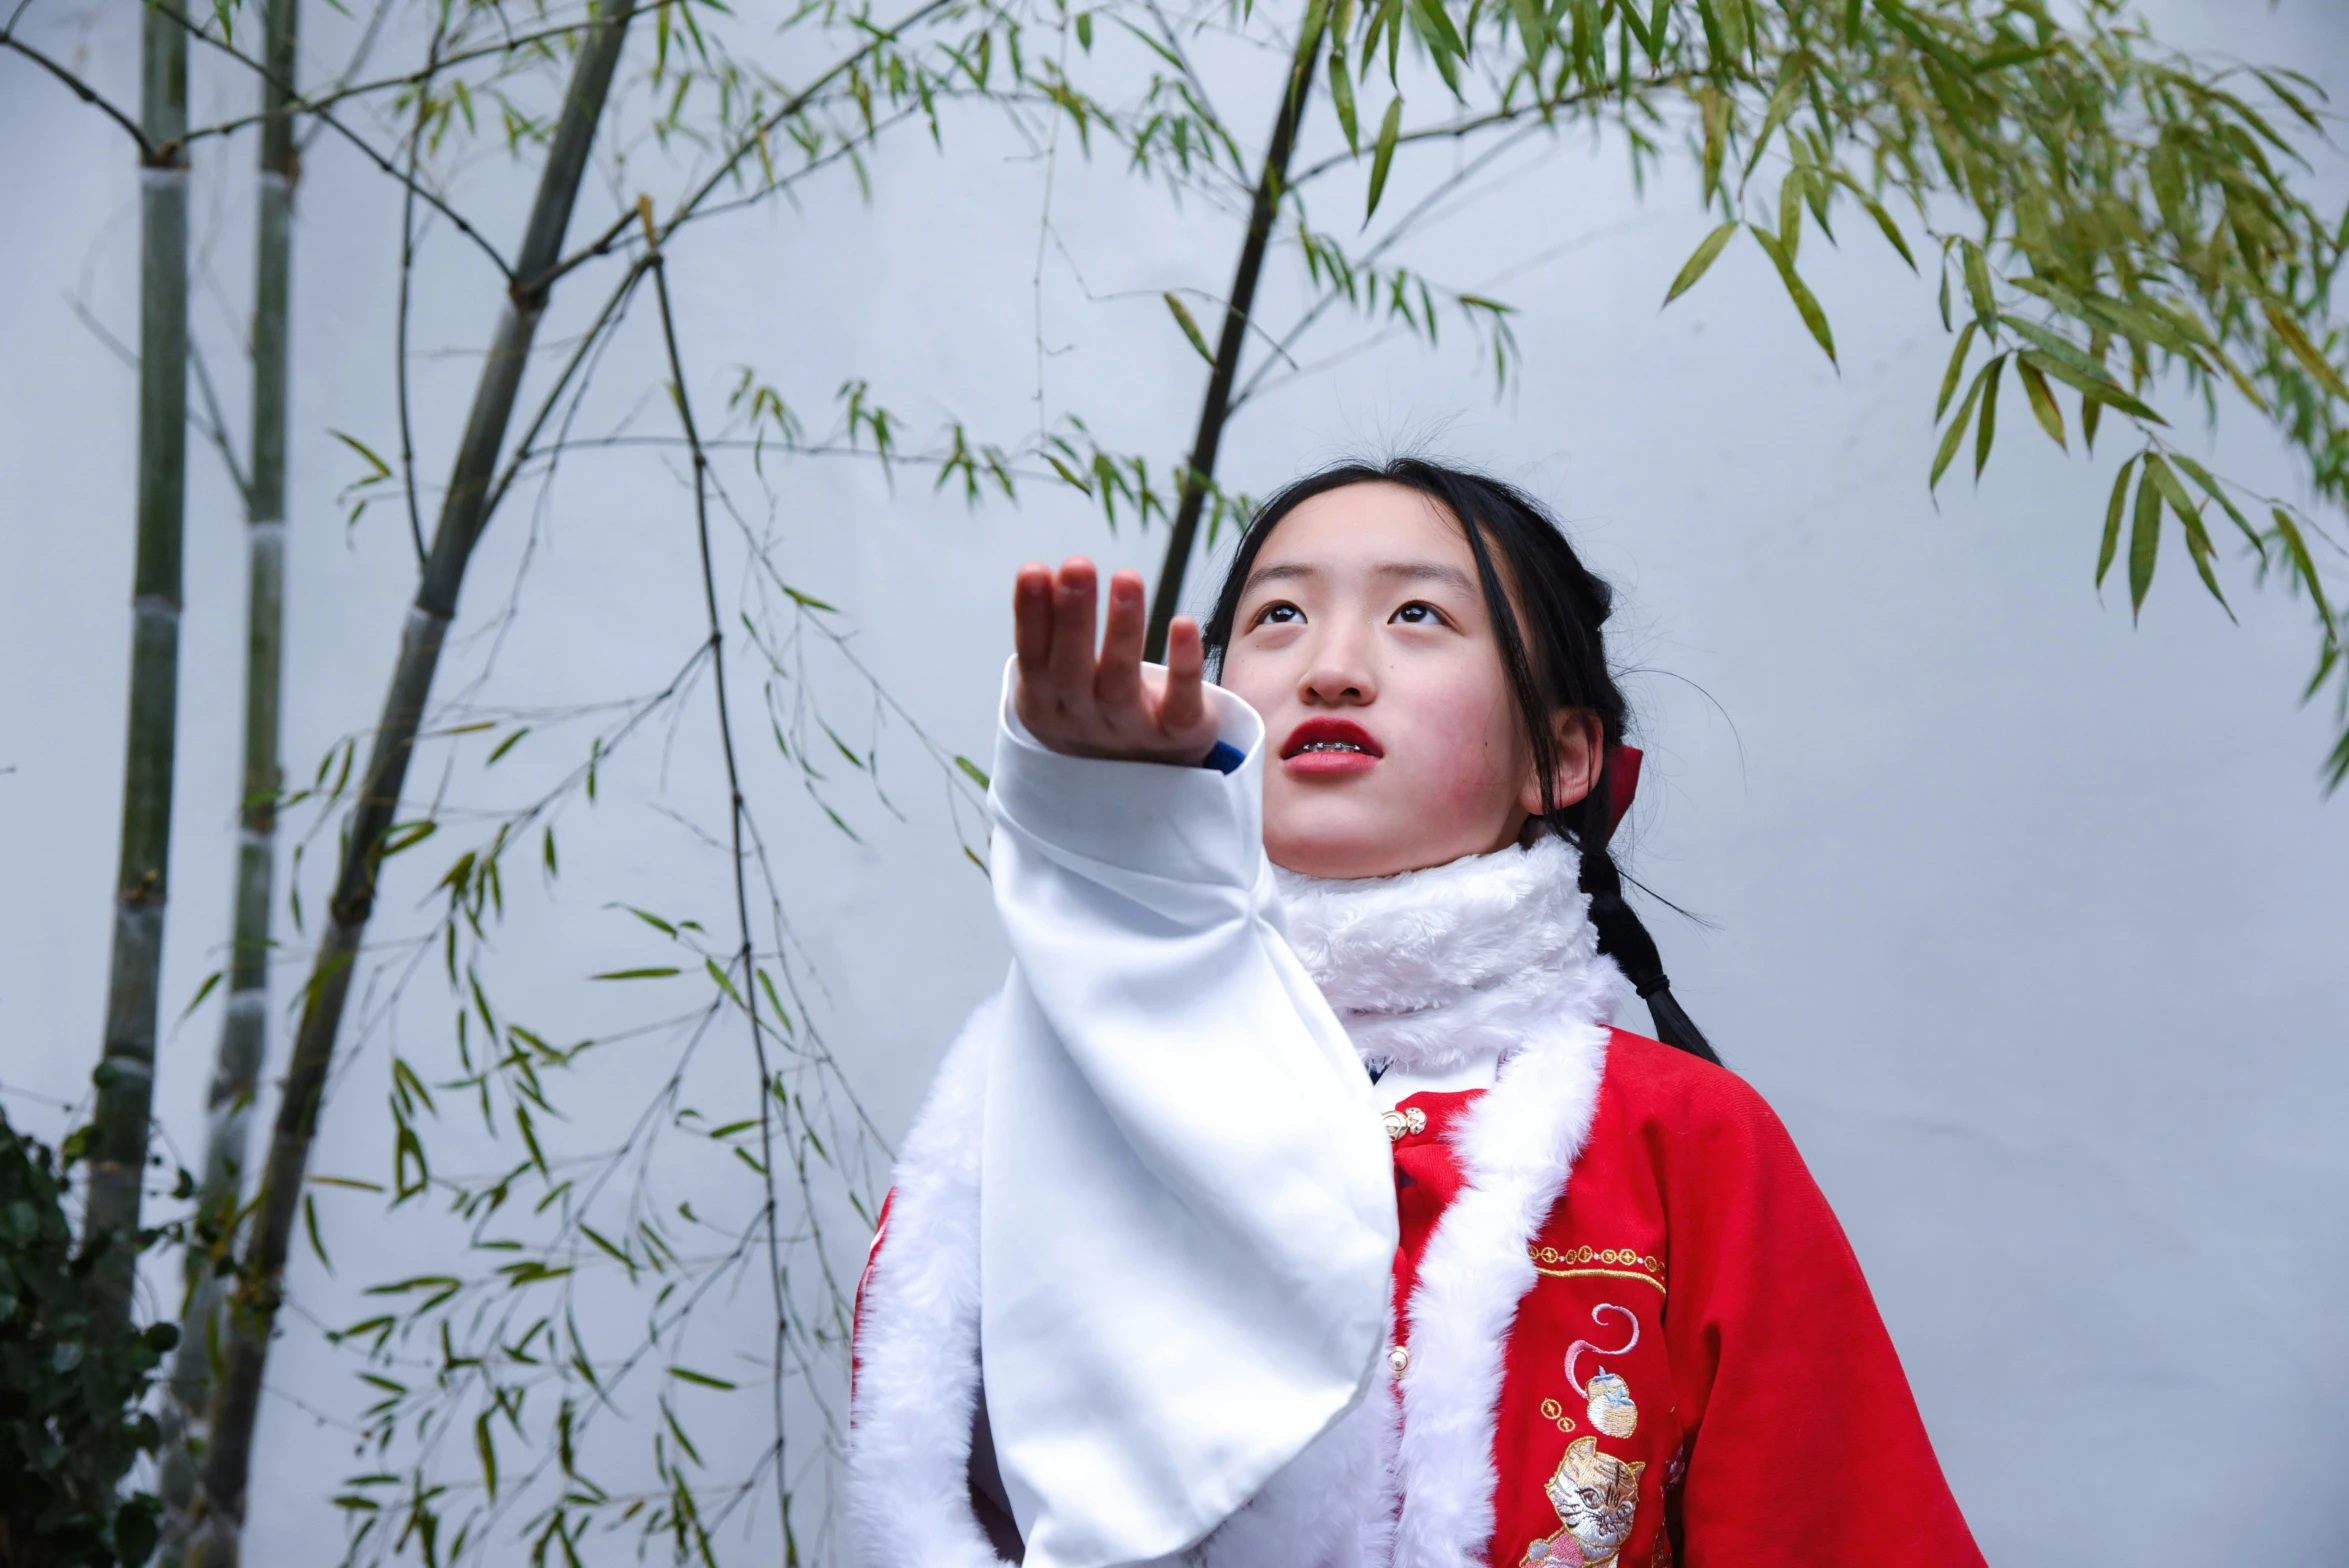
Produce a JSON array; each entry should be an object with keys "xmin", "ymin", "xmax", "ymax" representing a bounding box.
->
[
  {"xmin": 1394, "ymin": 1029, "xmax": 1981, "ymax": 1567},
  {"xmin": 849, "ymin": 1018, "xmax": 1984, "ymax": 1567}
]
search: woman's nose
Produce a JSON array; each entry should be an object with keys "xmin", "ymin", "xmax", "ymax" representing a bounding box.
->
[{"xmin": 1298, "ymin": 633, "xmax": 1377, "ymax": 707}]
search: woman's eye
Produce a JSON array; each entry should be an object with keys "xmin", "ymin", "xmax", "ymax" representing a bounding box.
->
[
  {"xmin": 1252, "ymin": 602, "xmax": 1303, "ymax": 628},
  {"xmin": 1392, "ymin": 602, "xmax": 1442, "ymax": 626}
]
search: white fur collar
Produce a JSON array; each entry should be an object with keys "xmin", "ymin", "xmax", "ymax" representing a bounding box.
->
[{"xmin": 1276, "ymin": 836, "xmax": 1626, "ymax": 1074}]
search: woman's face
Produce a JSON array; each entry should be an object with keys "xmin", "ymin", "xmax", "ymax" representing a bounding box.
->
[{"xmin": 1219, "ymin": 482, "xmax": 1598, "ymax": 880}]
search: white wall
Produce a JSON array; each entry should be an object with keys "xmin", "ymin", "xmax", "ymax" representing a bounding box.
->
[{"xmin": 4, "ymin": 0, "xmax": 2346, "ymax": 1561}]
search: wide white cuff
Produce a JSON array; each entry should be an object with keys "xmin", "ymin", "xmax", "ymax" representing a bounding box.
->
[
  {"xmin": 979, "ymin": 657, "xmax": 1396, "ymax": 1568},
  {"xmin": 992, "ymin": 659, "xmax": 1263, "ymax": 886}
]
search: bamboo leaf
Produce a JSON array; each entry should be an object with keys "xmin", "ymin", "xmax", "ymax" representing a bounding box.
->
[
  {"xmin": 1163, "ymin": 294, "xmax": 1213, "ymax": 363},
  {"xmin": 1749, "ymin": 225, "xmax": 1835, "ymax": 365},
  {"xmin": 1961, "ymin": 240, "xmax": 1996, "ymax": 331},
  {"xmin": 1933, "ymin": 357, "xmax": 1993, "ymax": 491},
  {"xmin": 179, "ymin": 969, "xmax": 224, "ymax": 1022},
  {"xmin": 1366, "ymin": 97, "xmax": 1403, "ymax": 219},
  {"xmin": 1974, "ymin": 353, "xmax": 2005, "ymax": 478},
  {"xmin": 667, "ymin": 1365, "xmax": 739, "ymax": 1390},
  {"xmin": 2271, "ymin": 508, "xmax": 2338, "ymax": 632},
  {"xmin": 1935, "ymin": 320, "xmax": 1978, "ymax": 421},
  {"xmin": 591, "ymin": 967, "xmax": 680, "ymax": 981},
  {"xmin": 1826, "ymin": 170, "xmax": 1916, "ymax": 271},
  {"xmin": 2098, "ymin": 457, "xmax": 2139, "ymax": 588},
  {"xmin": 2263, "ymin": 304, "xmax": 2349, "ymax": 402},
  {"xmin": 1742, "ymin": 60, "xmax": 1810, "ymax": 178},
  {"xmin": 1327, "ymin": 49, "xmax": 1359, "ymax": 151},
  {"xmin": 1661, "ymin": 222, "xmax": 1739, "ymax": 308},
  {"xmin": 1509, "ymin": 0, "xmax": 1548, "ymax": 62},
  {"xmin": 2128, "ymin": 464, "xmax": 2163, "ymax": 616},
  {"xmin": 1778, "ymin": 172, "xmax": 1805, "ymax": 265},
  {"xmin": 304, "ymin": 1194, "xmax": 332, "ymax": 1273},
  {"xmin": 2169, "ymin": 454, "xmax": 2258, "ymax": 549},
  {"xmin": 2020, "ymin": 350, "xmax": 2164, "ymax": 424},
  {"xmin": 329, "ymin": 429, "xmax": 393, "ymax": 480},
  {"xmin": 476, "ymin": 1411, "xmax": 499, "ymax": 1499},
  {"xmin": 954, "ymin": 754, "xmax": 990, "ymax": 789},
  {"xmin": 2017, "ymin": 360, "xmax": 2066, "ymax": 450}
]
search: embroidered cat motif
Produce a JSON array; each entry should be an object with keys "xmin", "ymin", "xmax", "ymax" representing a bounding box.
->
[{"xmin": 1520, "ymin": 1436, "xmax": 1644, "ymax": 1567}]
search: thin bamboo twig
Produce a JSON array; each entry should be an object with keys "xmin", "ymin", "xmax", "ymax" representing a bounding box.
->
[
  {"xmin": 643, "ymin": 203, "xmax": 796, "ymax": 1557},
  {"xmin": 157, "ymin": 0, "xmax": 297, "ymax": 1554},
  {"xmin": 78, "ymin": 0, "xmax": 190, "ymax": 1346},
  {"xmin": 150, "ymin": 0, "xmax": 514, "ymax": 280},
  {"xmin": 1142, "ymin": 0, "xmax": 1327, "ymax": 659},
  {"xmin": 185, "ymin": 4, "xmax": 641, "ymax": 1561},
  {"xmin": 0, "ymin": 29, "xmax": 155, "ymax": 154},
  {"xmin": 179, "ymin": 0, "xmax": 691, "ymax": 148},
  {"xmin": 394, "ymin": 15, "xmax": 449, "ymax": 568}
]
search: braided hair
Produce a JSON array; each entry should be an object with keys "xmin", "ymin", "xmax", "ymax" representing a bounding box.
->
[{"xmin": 1200, "ymin": 457, "xmax": 1719, "ymax": 1065}]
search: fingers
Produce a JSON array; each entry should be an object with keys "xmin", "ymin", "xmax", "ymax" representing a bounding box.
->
[
  {"xmin": 1095, "ymin": 570, "xmax": 1148, "ymax": 707},
  {"xmin": 1046, "ymin": 557, "xmax": 1098, "ymax": 700},
  {"xmin": 1159, "ymin": 615, "xmax": 1208, "ymax": 741},
  {"xmin": 1012, "ymin": 564, "xmax": 1053, "ymax": 676}
]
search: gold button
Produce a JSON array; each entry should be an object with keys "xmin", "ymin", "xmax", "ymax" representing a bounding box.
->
[
  {"xmin": 1404, "ymin": 1107, "xmax": 1428, "ymax": 1135},
  {"xmin": 1382, "ymin": 1110, "xmax": 1408, "ymax": 1142},
  {"xmin": 1388, "ymin": 1344, "xmax": 1410, "ymax": 1376}
]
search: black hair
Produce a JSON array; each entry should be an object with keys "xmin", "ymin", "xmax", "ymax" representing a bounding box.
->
[{"xmin": 1200, "ymin": 457, "xmax": 1720, "ymax": 1065}]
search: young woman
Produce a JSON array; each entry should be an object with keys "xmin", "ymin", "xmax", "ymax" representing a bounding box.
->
[{"xmin": 848, "ymin": 460, "xmax": 1984, "ymax": 1568}]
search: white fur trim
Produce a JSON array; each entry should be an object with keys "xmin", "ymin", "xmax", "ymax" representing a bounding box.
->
[
  {"xmin": 1277, "ymin": 837, "xmax": 1620, "ymax": 1074},
  {"xmin": 847, "ymin": 992, "xmax": 1004, "ymax": 1568},
  {"xmin": 1389, "ymin": 987, "xmax": 1618, "ymax": 1565}
]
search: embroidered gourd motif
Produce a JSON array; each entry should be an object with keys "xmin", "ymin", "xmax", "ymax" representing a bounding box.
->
[
  {"xmin": 1564, "ymin": 1303, "xmax": 1641, "ymax": 1438},
  {"xmin": 1520, "ymin": 1436, "xmax": 1644, "ymax": 1567}
]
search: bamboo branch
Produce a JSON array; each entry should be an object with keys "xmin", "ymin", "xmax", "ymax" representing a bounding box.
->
[
  {"xmin": 150, "ymin": 0, "xmax": 514, "ymax": 280},
  {"xmin": 77, "ymin": 0, "xmax": 190, "ymax": 1350},
  {"xmin": 178, "ymin": 0, "xmax": 692, "ymax": 148},
  {"xmin": 185, "ymin": 4, "xmax": 641, "ymax": 1561},
  {"xmin": 1142, "ymin": 1, "xmax": 1327, "ymax": 659},
  {"xmin": 0, "ymin": 28, "xmax": 156, "ymax": 158},
  {"xmin": 642, "ymin": 200, "xmax": 794, "ymax": 1551},
  {"xmin": 158, "ymin": 0, "xmax": 297, "ymax": 1554}
]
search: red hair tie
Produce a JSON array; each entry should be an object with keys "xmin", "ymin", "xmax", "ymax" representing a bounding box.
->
[{"xmin": 1605, "ymin": 746, "xmax": 1642, "ymax": 835}]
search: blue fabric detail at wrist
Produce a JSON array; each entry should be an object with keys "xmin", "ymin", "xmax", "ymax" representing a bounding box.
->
[{"xmin": 1200, "ymin": 740, "xmax": 1246, "ymax": 775}]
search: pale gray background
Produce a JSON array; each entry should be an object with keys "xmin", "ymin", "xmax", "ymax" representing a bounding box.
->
[{"xmin": 5, "ymin": 0, "xmax": 2346, "ymax": 1560}]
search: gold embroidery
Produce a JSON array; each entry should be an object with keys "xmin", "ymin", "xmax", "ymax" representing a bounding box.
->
[
  {"xmin": 1537, "ymin": 1398, "xmax": 1577, "ymax": 1434},
  {"xmin": 1528, "ymin": 1244, "xmax": 1665, "ymax": 1294},
  {"xmin": 1520, "ymin": 1437, "xmax": 1644, "ymax": 1567}
]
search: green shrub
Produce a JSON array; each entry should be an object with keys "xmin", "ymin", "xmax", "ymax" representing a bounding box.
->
[{"xmin": 0, "ymin": 1111, "xmax": 178, "ymax": 1567}]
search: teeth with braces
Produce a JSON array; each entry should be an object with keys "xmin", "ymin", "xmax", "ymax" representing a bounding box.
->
[{"xmin": 1298, "ymin": 740, "xmax": 1367, "ymax": 753}]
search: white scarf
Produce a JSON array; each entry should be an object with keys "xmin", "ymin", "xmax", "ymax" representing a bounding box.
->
[{"xmin": 1279, "ymin": 834, "xmax": 1612, "ymax": 1078}]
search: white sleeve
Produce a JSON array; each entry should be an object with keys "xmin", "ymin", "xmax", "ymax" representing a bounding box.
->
[{"xmin": 979, "ymin": 657, "xmax": 1397, "ymax": 1568}]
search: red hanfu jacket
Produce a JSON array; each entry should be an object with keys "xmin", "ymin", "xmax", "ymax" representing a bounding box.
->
[
  {"xmin": 848, "ymin": 1011, "xmax": 1984, "ymax": 1568},
  {"xmin": 1396, "ymin": 1029, "xmax": 1981, "ymax": 1567}
]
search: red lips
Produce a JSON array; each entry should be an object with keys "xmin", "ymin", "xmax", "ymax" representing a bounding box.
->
[{"xmin": 1280, "ymin": 716, "xmax": 1383, "ymax": 776}]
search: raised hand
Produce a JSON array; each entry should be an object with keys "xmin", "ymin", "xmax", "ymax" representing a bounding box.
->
[{"xmin": 1012, "ymin": 558, "xmax": 1222, "ymax": 765}]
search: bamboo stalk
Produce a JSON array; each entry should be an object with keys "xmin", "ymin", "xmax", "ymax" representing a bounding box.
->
[
  {"xmin": 1141, "ymin": 2, "xmax": 1326, "ymax": 661},
  {"xmin": 157, "ymin": 0, "xmax": 297, "ymax": 1556},
  {"xmin": 185, "ymin": 4, "xmax": 640, "ymax": 1560},
  {"xmin": 81, "ymin": 0, "xmax": 192, "ymax": 1335}
]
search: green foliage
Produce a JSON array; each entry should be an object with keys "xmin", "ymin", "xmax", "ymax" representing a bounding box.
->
[
  {"xmin": 1636, "ymin": 0, "xmax": 2347, "ymax": 782},
  {"xmin": 0, "ymin": 1113, "xmax": 178, "ymax": 1568}
]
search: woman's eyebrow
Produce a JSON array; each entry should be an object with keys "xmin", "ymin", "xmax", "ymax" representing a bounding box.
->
[
  {"xmin": 1240, "ymin": 561, "xmax": 1317, "ymax": 594},
  {"xmin": 1242, "ymin": 560, "xmax": 1476, "ymax": 595},
  {"xmin": 1371, "ymin": 561, "xmax": 1477, "ymax": 593}
]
